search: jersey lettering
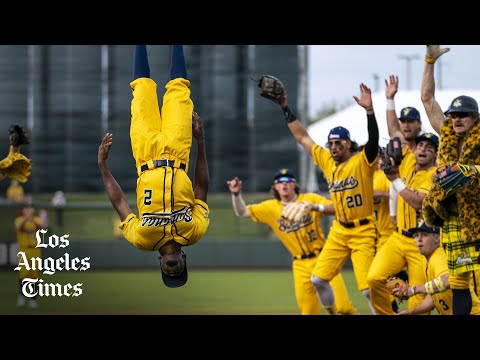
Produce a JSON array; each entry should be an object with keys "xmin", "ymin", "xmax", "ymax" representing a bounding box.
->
[{"xmin": 144, "ymin": 189, "xmax": 152, "ymax": 205}]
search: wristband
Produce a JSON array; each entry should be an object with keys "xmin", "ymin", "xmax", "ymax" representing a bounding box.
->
[
  {"xmin": 386, "ymin": 99, "xmax": 395, "ymax": 111},
  {"xmin": 313, "ymin": 204, "xmax": 325, "ymax": 212},
  {"xmin": 425, "ymin": 281, "xmax": 435, "ymax": 295},
  {"xmin": 282, "ymin": 106, "xmax": 297, "ymax": 124},
  {"xmin": 232, "ymin": 192, "xmax": 240, "ymax": 197},
  {"xmin": 433, "ymin": 277, "xmax": 446, "ymax": 292},
  {"xmin": 392, "ymin": 178, "xmax": 407, "ymax": 193},
  {"xmin": 425, "ymin": 55, "xmax": 436, "ymax": 64}
]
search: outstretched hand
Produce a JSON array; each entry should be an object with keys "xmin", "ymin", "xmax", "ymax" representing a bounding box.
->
[
  {"xmin": 98, "ymin": 133, "xmax": 113, "ymax": 165},
  {"xmin": 226, "ymin": 176, "xmax": 243, "ymax": 193},
  {"xmin": 426, "ymin": 45, "xmax": 450, "ymax": 63},
  {"xmin": 385, "ymin": 75, "xmax": 399, "ymax": 100},
  {"xmin": 352, "ymin": 83, "xmax": 373, "ymax": 110},
  {"xmin": 192, "ymin": 111, "xmax": 205, "ymax": 142}
]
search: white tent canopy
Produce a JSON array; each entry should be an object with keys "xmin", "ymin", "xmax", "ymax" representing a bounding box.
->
[{"xmin": 302, "ymin": 89, "xmax": 480, "ymax": 192}]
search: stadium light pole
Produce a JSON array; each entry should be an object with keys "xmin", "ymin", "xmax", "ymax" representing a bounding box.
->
[{"xmin": 398, "ymin": 54, "xmax": 420, "ymax": 90}]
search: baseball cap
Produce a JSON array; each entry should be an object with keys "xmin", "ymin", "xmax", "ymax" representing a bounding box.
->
[
  {"xmin": 408, "ymin": 219, "xmax": 440, "ymax": 235},
  {"xmin": 415, "ymin": 132, "xmax": 439, "ymax": 151},
  {"xmin": 273, "ymin": 168, "xmax": 296, "ymax": 183},
  {"xmin": 399, "ymin": 107, "xmax": 421, "ymax": 121},
  {"xmin": 445, "ymin": 95, "xmax": 479, "ymax": 113},
  {"xmin": 161, "ymin": 255, "xmax": 188, "ymax": 288},
  {"xmin": 328, "ymin": 126, "xmax": 351, "ymax": 141}
]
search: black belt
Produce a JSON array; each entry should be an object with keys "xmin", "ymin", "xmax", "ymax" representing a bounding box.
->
[
  {"xmin": 339, "ymin": 218, "xmax": 369, "ymax": 228},
  {"xmin": 293, "ymin": 250, "xmax": 320, "ymax": 260},
  {"xmin": 140, "ymin": 159, "xmax": 186, "ymax": 173}
]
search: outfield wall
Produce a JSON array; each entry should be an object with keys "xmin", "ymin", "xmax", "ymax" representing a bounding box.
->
[{"xmin": 0, "ymin": 237, "xmax": 353, "ymax": 270}]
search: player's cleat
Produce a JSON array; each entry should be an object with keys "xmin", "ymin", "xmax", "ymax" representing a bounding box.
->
[
  {"xmin": 16, "ymin": 295, "xmax": 25, "ymax": 308},
  {"xmin": 324, "ymin": 305, "xmax": 337, "ymax": 315},
  {"xmin": 29, "ymin": 299, "xmax": 38, "ymax": 309}
]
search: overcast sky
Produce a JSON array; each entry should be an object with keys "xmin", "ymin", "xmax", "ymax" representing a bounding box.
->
[{"xmin": 308, "ymin": 45, "xmax": 480, "ymax": 119}]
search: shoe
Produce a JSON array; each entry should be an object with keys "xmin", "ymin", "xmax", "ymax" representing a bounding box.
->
[
  {"xmin": 29, "ymin": 300, "xmax": 38, "ymax": 309},
  {"xmin": 16, "ymin": 295, "xmax": 25, "ymax": 308}
]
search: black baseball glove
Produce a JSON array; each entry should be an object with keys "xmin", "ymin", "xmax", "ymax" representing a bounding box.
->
[
  {"xmin": 258, "ymin": 75, "xmax": 285, "ymax": 104},
  {"xmin": 9, "ymin": 124, "xmax": 30, "ymax": 147}
]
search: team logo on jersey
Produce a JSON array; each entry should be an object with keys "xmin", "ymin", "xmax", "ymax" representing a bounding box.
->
[
  {"xmin": 141, "ymin": 206, "xmax": 193, "ymax": 227},
  {"xmin": 455, "ymin": 251, "xmax": 473, "ymax": 265},
  {"xmin": 329, "ymin": 175, "xmax": 359, "ymax": 192},
  {"xmin": 277, "ymin": 215, "xmax": 313, "ymax": 233}
]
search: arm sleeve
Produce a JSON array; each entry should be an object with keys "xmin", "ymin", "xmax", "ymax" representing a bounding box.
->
[
  {"xmin": 365, "ymin": 113, "xmax": 379, "ymax": 163},
  {"xmin": 389, "ymin": 182, "xmax": 398, "ymax": 217}
]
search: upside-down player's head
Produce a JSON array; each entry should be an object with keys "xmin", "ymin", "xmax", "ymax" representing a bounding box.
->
[{"xmin": 158, "ymin": 246, "xmax": 188, "ymax": 288}]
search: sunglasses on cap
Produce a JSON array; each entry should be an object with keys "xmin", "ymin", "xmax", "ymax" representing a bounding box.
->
[
  {"xmin": 449, "ymin": 112, "xmax": 471, "ymax": 119},
  {"xmin": 274, "ymin": 176, "xmax": 295, "ymax": 184}
]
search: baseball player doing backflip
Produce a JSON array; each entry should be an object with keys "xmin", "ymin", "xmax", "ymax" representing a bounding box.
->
[{"xmin": 98, "ymin": 45, "xmax": 210, "ymax": 288}]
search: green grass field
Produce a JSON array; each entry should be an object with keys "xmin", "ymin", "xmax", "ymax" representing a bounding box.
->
[{"xmin": 0, "ymin": 268, "xmax": 407, "ymax": 315}]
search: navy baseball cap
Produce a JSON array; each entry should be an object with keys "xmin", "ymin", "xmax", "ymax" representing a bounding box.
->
[
  {"xmin": 415, "ymin": 132, "xmax": 439, "ymax": 151},
  {"xmin": 161, "ymin": 255, "xmax": 188, "ymax": 288},
  {"xmin": 399, "ymin": 107, "xmax": 421, "ymax": 121},
  {"xmin": 408, "ymin": 219, "xmax": 440, "ymax": 235},
  {"xmin": 328, "ymin": 126, "xmax": 351, "ymax": 141},
  {"xmin": 445, "ymin": 95, "xmax": 479, "ymax": 113},
  {"xmin": 273, "ymin": 168, "xmax": 296, "ymax": 183}
]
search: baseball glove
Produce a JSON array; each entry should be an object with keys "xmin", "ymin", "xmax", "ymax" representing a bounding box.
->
[
  {"xmin": 433, "ymin": 163, "xmax": 479, "ymax": 198},
  {"xmin": 385, "ymin": 276, "xmax": 409, "ymax": 300},
  {"xmin": 281, "ymin": 201, "xmax": 313, "ymax": 223},
  {"xmin": 9, "ymin": 124, "xmax": 30, "ymax": 147},
  {"xmin": 258, "ymin": 75, "xmax": 285, "ymax": 104},
  {"xmin": 382, "ymin": 137, "xmax": 402, "ymax": 174}
]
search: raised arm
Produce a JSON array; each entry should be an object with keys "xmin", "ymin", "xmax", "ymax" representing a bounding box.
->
[
  {"xmin": 98, "ymin": 133, "xmax": 132, "ymax": 221},
  {"xmin": 278, "ymin": 94, "xmax": 316, "ymax": 156},
  {"xmin": 421, "ymin": 45, "xmax": 450, "ymax": 134},
  {"xmin": 226, "ymin": 177, "xmax": 250, "ymax": 217},
  {"xmin": 353, "ymin": 83, "xmax": 379, "ymax": 163},
  {"xmin": 192, "ymin": 111, "xmax": 209, "ymax": 203},
  {"xmin": 385, "ymin": 75, "xmax": 405, "ymax": 141}
]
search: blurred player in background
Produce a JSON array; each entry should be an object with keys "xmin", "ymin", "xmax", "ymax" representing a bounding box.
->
[
  {"xmin": 421, "ymin": 45, "xmax": 480, "ymax": 314},
  {"xmin": 266, "ymin": 82, "xmax": 379, "ymax": 314},
  {"xmin": 14, "ymin": 199, "xmax": 43, "ymax": 309},
  {"xmin": 6, "ymin": 179, "xmax": 25, "ymax": 203},
  {"xmin": 98, "ymin": 45, "xmax": 210, "ymax": 288},
  {"xmin": 227, "ymin": 168, "xmax": 357, "ymax": 315}
]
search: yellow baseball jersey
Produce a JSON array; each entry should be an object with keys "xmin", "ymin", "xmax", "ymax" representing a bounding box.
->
[
  {"xmin": 427, "ymin": 247, "xmax": 452, "ymax": 315},
  {"xmin": 310, "ymin": 144, "xmax": 377, "ymax": 292},
  {"xmin": 248, "ymin": 193, "xmax": 356, "ymax": 315},
  {"xmin": 248, "ymin": 193, "xmax": 330, "ymax": 257},
  {"xmin": 6, "ymin": 182, "xmax": 24, "ymax": 202},
  {"xmin": 15, "ymin": 215, "xmax": 42, "ymax": 279},
  {"xmin": 312, "ymin": 144, "xmax": 377, "ymax": 223},
  {"xmin": 399, "ymin": 146, "xmax": 416, "ymax": 177},
  {"xmin": 396, "ymin": 166, "xmax": 436, "ymax": 234},
  {"xmin": 373, "ymin": 169, "xmax": 394, "ymax": 248},
  {"xmin": 427, "ymin": 247, "xmax": 480, "ymax": 315},
  {"xmin": 120, "ymin": 77, "xmax": 210, "ymax": 251}
]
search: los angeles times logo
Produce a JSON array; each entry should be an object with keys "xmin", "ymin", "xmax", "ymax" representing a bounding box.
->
[{"xmin": 14, "ymin": 229, "xmax": 91, "ymax": 298}]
